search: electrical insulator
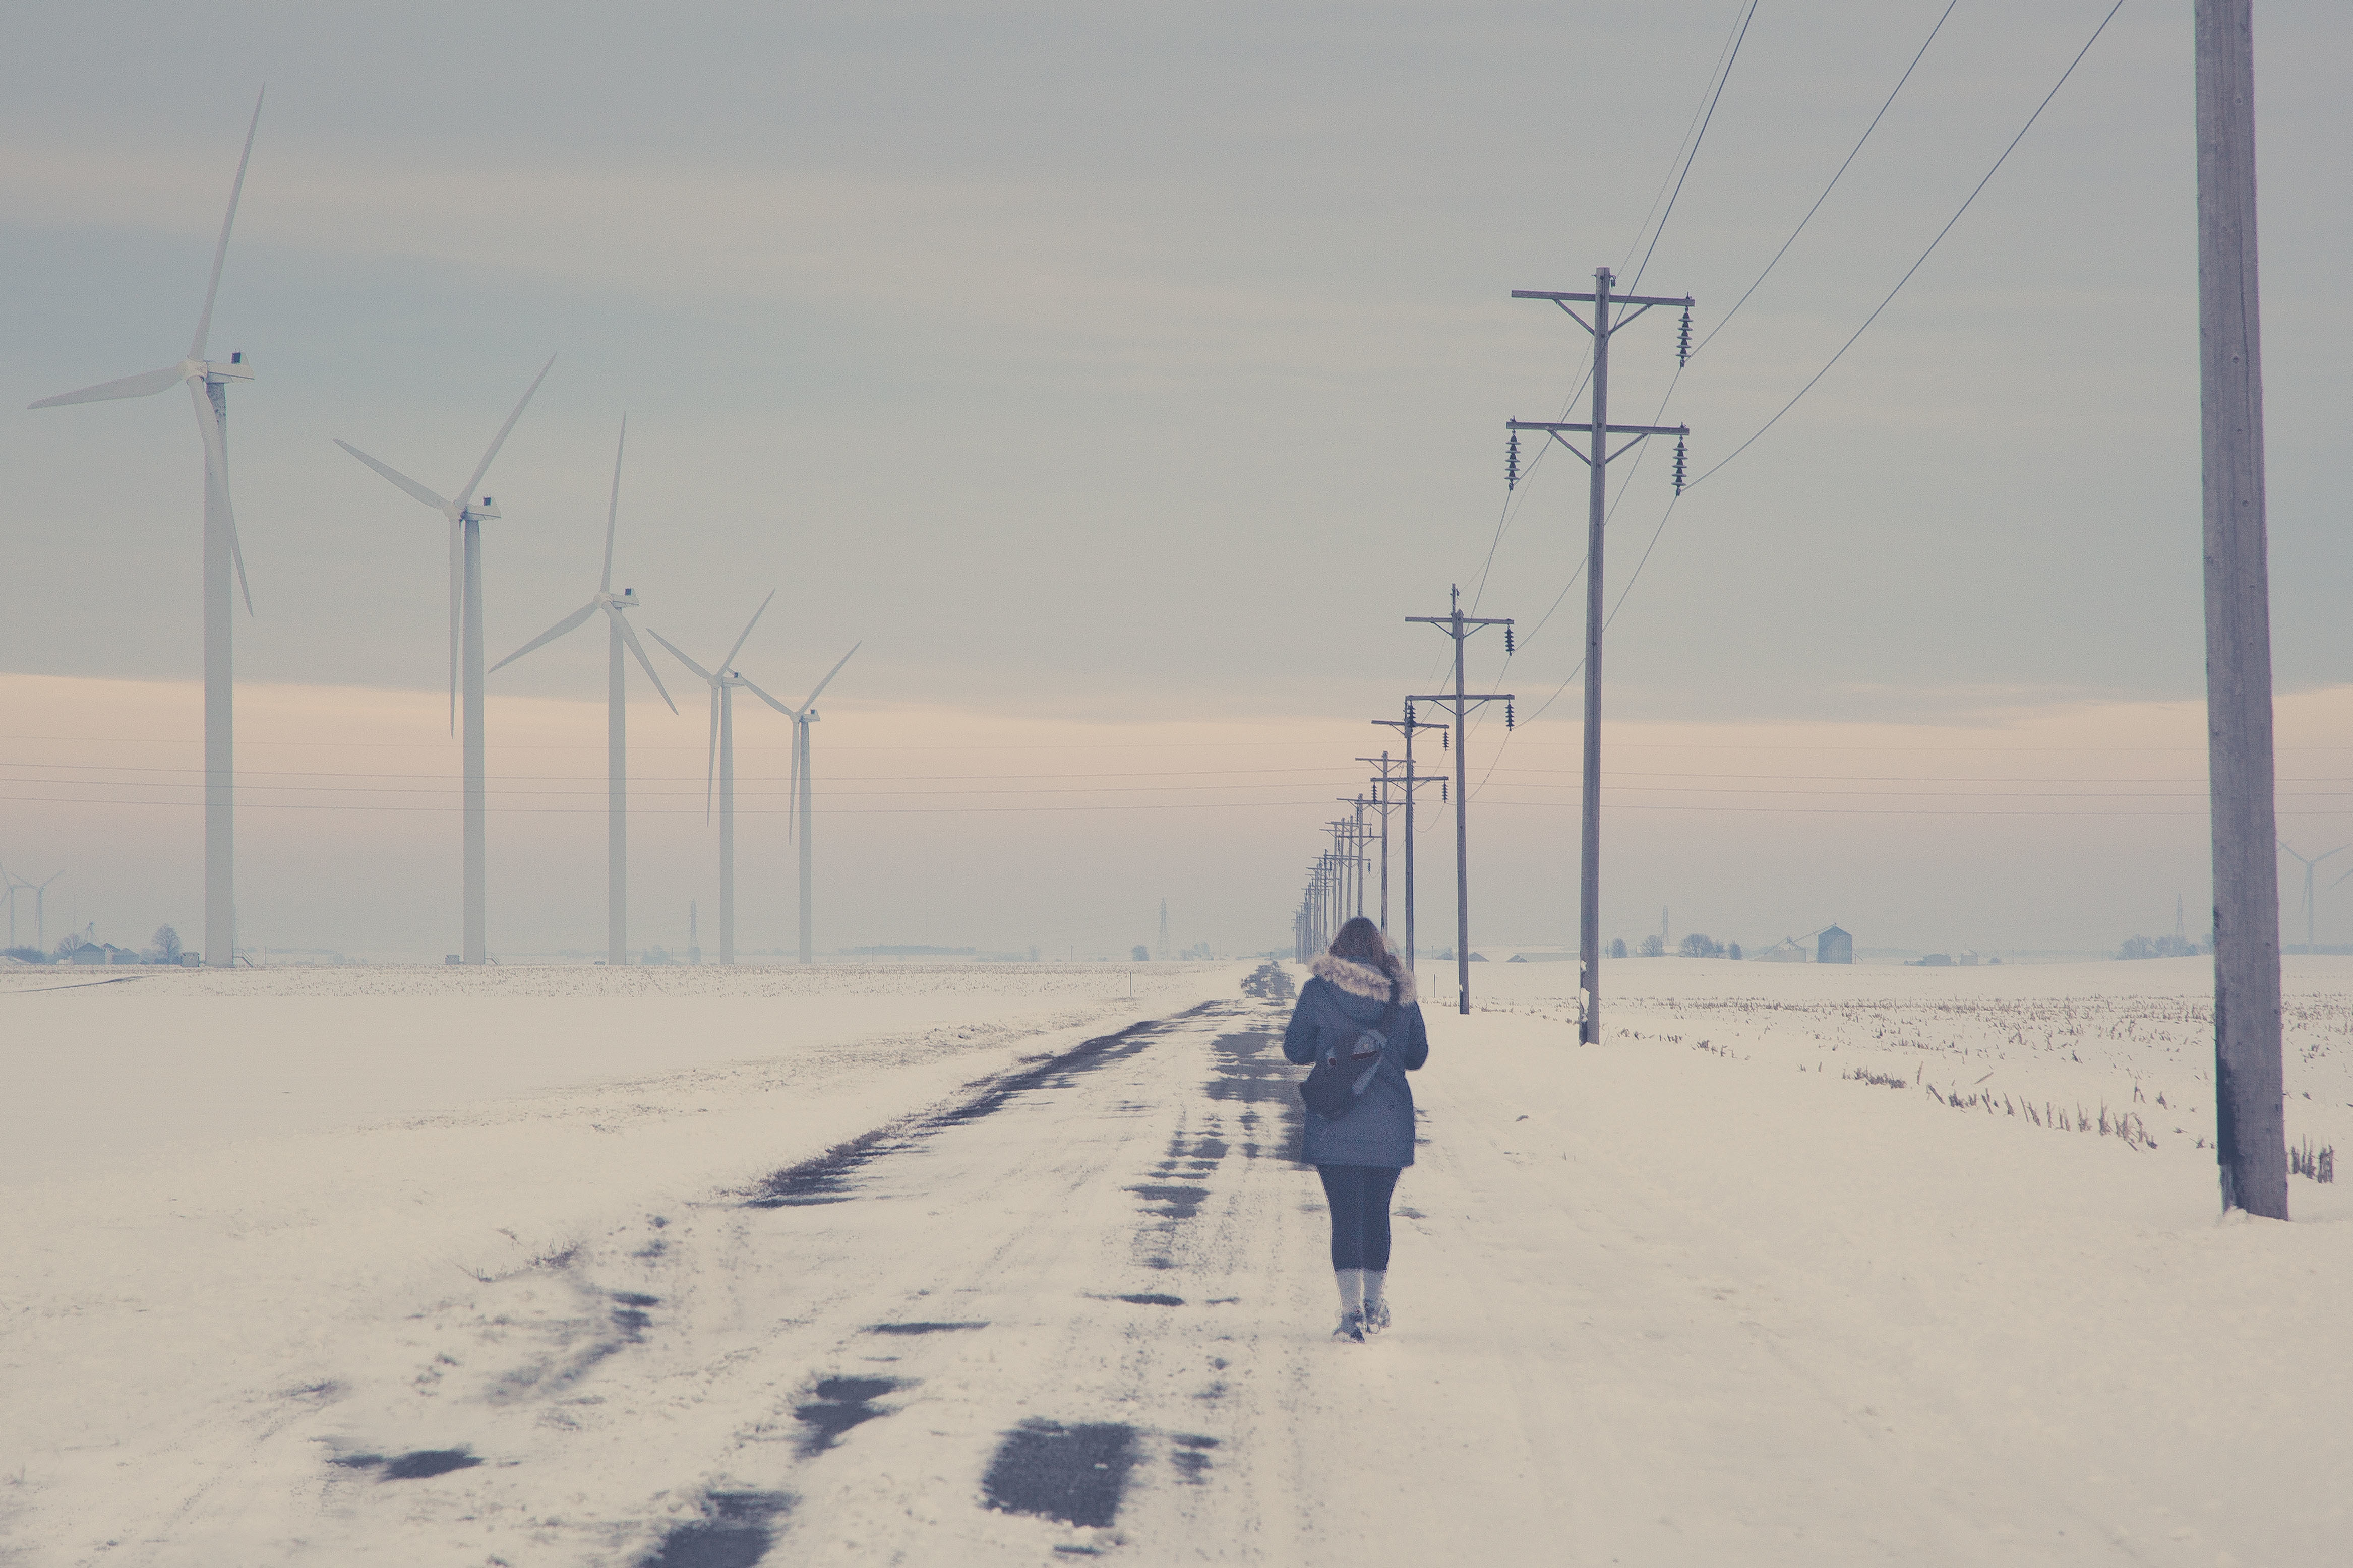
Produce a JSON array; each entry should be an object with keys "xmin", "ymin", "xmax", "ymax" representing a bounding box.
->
[
  {"xmin": 1505, "ymin": 625, "xmax": 1515, "ymax": 656},
  {"xmin": 1505, "ymin": 429, "xmax": 1521, "ymax": 491},
  {"xmin": 1672, "ymin": 436, "xmax": 1688, "ymax": 497},
  {"xmin": 1441, "ymin": 779, "xmax": 1449, "ymax": 802},
  {"xmin": 1677, "ymin": 304, "xmax": 1693, "ymax": 366},
  {"xmin": 1405, "ymin": 701, "xmax": 1415, "ymax": 725},
  {"xmin": 1506, "ymin": 702, "xmax": 1515, "ymax": 730}
]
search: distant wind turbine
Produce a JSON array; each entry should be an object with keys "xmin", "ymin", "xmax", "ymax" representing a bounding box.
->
[
  {"xmin": 2278, "ymin": 840, "xmax": 2350, "ymax": 954},
  {"xmin": 338, "ymin": 358, "xmax": 556, "ymax": 964},
  {"xmin": 29, "ymin": 92, "xmax": 263, "ymax": 968},
  {"xmin": 745, "ymin": 644, "xmax": 859, "ymax": 964},
  {"xmin": 489, "ymin": 418, "xmax": 677, "ymax": 966},
  {"xmin": 649, "ymin": 594, "xmax": 779, "ymax": 965},
  {"xmin": 6, "ymin": 870, "xmax": 65, "ymax": 954},
  {"xmin": 1, "ymin": 866, "xmax": 24, "ymax": 951}
]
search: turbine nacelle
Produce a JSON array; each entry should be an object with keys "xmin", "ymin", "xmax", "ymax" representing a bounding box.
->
[{"xmin": 445, "ymin": 495, "xmax": 502, "ymax": 524}]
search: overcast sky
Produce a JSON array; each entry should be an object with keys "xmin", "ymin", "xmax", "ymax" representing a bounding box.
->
[{"xmin": 5, "ymin": 2, "xmax": 2350, "ymax": 961}]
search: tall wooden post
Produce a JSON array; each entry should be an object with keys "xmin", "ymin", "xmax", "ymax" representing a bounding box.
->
[{"xmin": 2196, "ymin": 0, "xmax": 2288, "ymax": 1219}]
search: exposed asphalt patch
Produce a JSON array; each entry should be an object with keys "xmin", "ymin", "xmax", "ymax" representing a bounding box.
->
[
  {"xmin": 864, "ymin": 1320, "xmax": 988, "ymax": 1336},
  {"xmin": 744, "ymin": 1006, "xmax": 1225, "ymax": 1209},
  {"xmin": 1171, "ymin": 1433, "xmax": 1219, "ymax": 1485},
  {"xmin": 1241, "ymin": 962, "xmax": 1294, "ymax": 1002},
  {"xmin": 638, "ymin": 1490, "xmax": 793, "ymax": 1568},
  {"xmin": 1204, "ymin": 1028, "xmax": 1307, "ymax": 1165},
  {"xmin": 1125, "ymin": 1183, "xmax": 1210, "ymax": 1222},
  {"xmin": 981, "ymin": 1420, "xmax": 1139, "ymax": 1529},
  {"xmin": 792, "ymin": 1375, "xmax": 908, "ymax": 1456},
  {"xmin": 1111, "ymin": 1292, "xmax": 1183, "ymax": 1307},
  {"xmin": 330, "ymin": 1448, "xmax": 484, "ymax": 1481}
]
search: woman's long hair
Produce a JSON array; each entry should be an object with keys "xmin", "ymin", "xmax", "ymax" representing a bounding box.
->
[{"xmin": 1327, "ymin": 915, "xmax": 1403, "ymax": 981}]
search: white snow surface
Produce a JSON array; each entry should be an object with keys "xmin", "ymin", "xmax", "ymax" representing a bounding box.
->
[{"xmin": 4, "ymin": 956, "xmax": 2349, "ymax": 1565}]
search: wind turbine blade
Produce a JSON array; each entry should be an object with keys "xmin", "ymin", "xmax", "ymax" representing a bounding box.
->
[
  {"xmin": 601, "ymin": 415, "xmax": 625, "ymax": 594},
  {"xmin": 787, "ymin": 726, "xmax": 801, "ymax": 841},
  {"xmin": 737, "ymin": 674, "xmax": 795, "ymax": 717},
  {"xmin": 448, "ymin": 519, "xmax": 462, "ymax": 735},
  {"xmin": 613, "ymin": 610, "xmax": 679, "ymax": 713},
  {"xmin": 190, "ymin": 88, "xmax": 264, "ymax": 361},
  {"xmin": 459, "ymin": 354, "xmax": 556, "ymax": 508},
  {"xmin": 800, "ymin": 641, "xmax": 861, "ymax": 710},
  {"xmin": 705, "ymin": 688, "xmax": 720, "ymax": 822},
  {"xmin": 646, "ymin": 628, "xmax": 714, "ymax": 685},
  {"xmin": 723, "ymin": 589, "xmax": 775, "ymax": 673},
  {"xmin": 189, "ymin": 383, "xmax": 254, "ymax": 614},
  {"xmin": 2330, "ymin": 865, "xmax": 2353, "ymax": 892},
  {"xmin": 490, "ymin": 599, "xmax": 599, "ymax": 673},
  {"xmin": 30, "ymin": 364, "xmax": 186, "ymax": 409},
  {"xmin": 336, "ymin": 441, "xmax": 450, "ymax": 510}
]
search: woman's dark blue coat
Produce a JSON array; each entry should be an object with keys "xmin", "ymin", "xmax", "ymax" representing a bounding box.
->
[{"xmin": 1281, "ymin": 954, "xmax": 1430, "ymax": 1168}]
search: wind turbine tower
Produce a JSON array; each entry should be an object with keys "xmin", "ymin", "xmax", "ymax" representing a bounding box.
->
[
  {"xmin": 338, "ymin": 358, "xmax": 555, "ymax": 964},
  {"xmin": 30, "ymin": 95, "xmax": 262, "ymax": 967},
  {"xmin": 745, "ymin": 644, "xmax": 859, "ymax": 964},
  {"xmin": 490, "ymin": 418, "xmax": 678, "ymax": 965},
  {"xmin": 651, "ymin": 594, "xmax": 788, "ymax": 965},
  {"xmin": 2278, "ymin": 840, "xmax": 2349, "ymax": 954},
  {"xmin": 1158, "ymin": 899, "xmax": 1170, "ymax": 961}
]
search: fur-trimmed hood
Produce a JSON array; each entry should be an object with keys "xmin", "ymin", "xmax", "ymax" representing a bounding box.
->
[{"xmin": 1309, "ymin": 953, "xmax": 1416, "ymax": 1006}]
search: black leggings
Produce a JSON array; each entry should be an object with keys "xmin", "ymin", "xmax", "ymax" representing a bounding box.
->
[{"xmin": 1316, "ymin": 1164, "xmax": 1402, "ymax": 1272}]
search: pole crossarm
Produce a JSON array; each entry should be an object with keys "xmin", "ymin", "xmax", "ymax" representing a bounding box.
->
[
  {"xmin": 1512, "ymin": 289, "xmax": 1694, "ymax": 307},
  {"xmin": 1406, "ymin": 693, "xmax": 1514, "ymax": 705},
  {"xmin": 1507, "ymin": 421, "xmax": 1687, "ymax": 436},
  {"xmin": 1511, "ymin": 289, "xmax": 1692, "ymax": 336},
  {"xmin": 1404, "ymin": 616, "xmax": 1513, "ymax": 629},
  {"xmin": 1509, "ymin": 419, "xmax": 1689, "ymax": 470}
]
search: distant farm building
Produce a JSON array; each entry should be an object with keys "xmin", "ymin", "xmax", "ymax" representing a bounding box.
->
[
  {"xmin": 1817, "ymin": 925, "xmax": 1852, "ymax": 964},
  {"xmin": 1755, "ymin": 937, "xmax": 1809, "ymax": 963}
]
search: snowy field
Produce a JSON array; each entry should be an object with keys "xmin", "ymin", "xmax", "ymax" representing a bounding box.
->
[{"xmin": 3, "ymin": 956, "xmax": 2349, "ymax": 1565}]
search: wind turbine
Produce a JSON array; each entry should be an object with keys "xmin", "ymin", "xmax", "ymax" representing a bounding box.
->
[
  {"xmin": 1, "ymin": 866, "xmax": 22, "ymax": 951},
  {"xmin": 744, "ymin": 644, "xmax": 858, "ymax": 964},
  {"xmin": 489, "ymin": 418, "xmax": 678, "ymax": 966},
  {"xmin": 8, "ymin": 871, "xmax": 65, "ymax": 955},
  {"xmin": 29, "ymin": 93, "xmax": 263, "ymax": 968},
  {"xmin": 649, "ymin": 593, "xmax": 779, "ymax": 965},
  {"xmin": 2278, "ymin": 840, "xmax": 2350, "ymax": 954},
  {"xmin": 338, "ymin": 357, "xmax": 556, "ymax": 963}
]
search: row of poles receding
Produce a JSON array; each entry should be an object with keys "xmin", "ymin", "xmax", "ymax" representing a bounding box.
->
[
  {"xmin": 24, "ymin": 92, "xmax": 859, "ymax": 968},
  {"xmin": 1293, "ymin": 267, "xmax": 1691, "ymax": 1028}
]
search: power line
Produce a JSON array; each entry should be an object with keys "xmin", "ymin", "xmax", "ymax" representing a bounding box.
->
[
  {"xmin": 1511, "ymin": 0, "xmax": 2127, "ymax": 738},
  {"xmin": 1685, "ymin": 0, "xmax": 2128, "ymax": 492},
  {"xmin": 1690, "ymin": 0, "xmax": 1961, "ymax": 360},
  {"xmin": 1629, "ymin": 0, "xmax": 1760, "ymax": 292}
]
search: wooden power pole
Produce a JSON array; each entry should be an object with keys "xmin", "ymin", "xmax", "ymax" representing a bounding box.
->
[
  {"xmin": 2196, "ymin": 0, "xmax": 2288, "ymax": 1219},
  {"xmin": 1511, "ymin": 267, "xmax": 1693, "ymax": 1045},
  {"xmin": 1410, "ymin": 586, "xmax": 1513, "ymax": 1015},
  {"xmin": 1372, "ymin": 711, "xmax": 1447, "ymax": 985}
]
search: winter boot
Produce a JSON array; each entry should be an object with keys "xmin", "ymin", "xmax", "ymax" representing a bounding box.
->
[
  {"xmin": 1362, "ymin": 1271, "xmax": 1390, "ymax": 1334},
  {"xmin": 1333, "ymin": 1268, "xmax": 1366, "ymax": 1342}
]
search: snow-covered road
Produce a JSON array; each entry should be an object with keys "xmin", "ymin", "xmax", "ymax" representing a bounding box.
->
[{"xmin": 12, "ymin": 958, "xmax": 2349, "ymax": 1565}]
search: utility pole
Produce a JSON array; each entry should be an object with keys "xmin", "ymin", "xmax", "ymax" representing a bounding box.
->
[
  {"xmin": 1374, "ymin": 710, "xmax": 1449, "ymax": 980},
  {"xmin": 1334, "ymin": 798, "xmax": 1374, "ymax": 922},
  {"xmin": 1409, "ymin": 585, "xmax": 1513, "ymax": 1016},
  {"xmin": 2196, "ymin": 0, "xmax": 2287, "ymax": 1219},
  {"xmin": 1359, "ymin": 756, "xmax": 1402, "ymax": 936},
  {"xmin": 1511, "ymin": 266, "xmax": 1693, "ymax": 1045}
]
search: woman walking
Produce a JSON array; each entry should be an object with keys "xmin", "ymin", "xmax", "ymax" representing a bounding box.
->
[{"xmin": 1282, "ymin": 916, "xmax": 1429, "ymax": 1343}]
